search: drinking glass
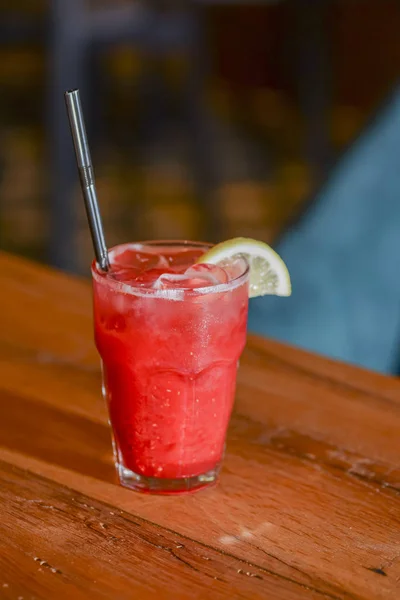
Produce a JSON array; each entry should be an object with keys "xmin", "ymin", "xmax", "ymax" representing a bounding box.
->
[{"xmin": 92, "ymin": 241, "xmax": 249, "ymax": 494}]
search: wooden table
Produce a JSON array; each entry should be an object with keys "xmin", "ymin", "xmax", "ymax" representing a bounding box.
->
[{"xmin": 0, "ymin": 252, "xmax": 399, "ymax": 600}]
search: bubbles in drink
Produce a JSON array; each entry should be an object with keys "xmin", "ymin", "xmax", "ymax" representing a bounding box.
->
[{"xmin": 104, "ymin": 314, "xmax": 126, "ymax": 332}]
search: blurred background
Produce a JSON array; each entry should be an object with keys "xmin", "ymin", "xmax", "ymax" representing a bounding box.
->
[
  {"xmin": 1, "ymin": 1, "xmax": 400, "ymax": 373},
  {"xmin": 1, "ymin": 0, "xmax": 399, "ymax": 273}
]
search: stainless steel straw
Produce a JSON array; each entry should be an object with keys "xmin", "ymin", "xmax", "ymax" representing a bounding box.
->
[{"xmin": 64, "ymin": 89, "xmax": 110, "ymax": 271}]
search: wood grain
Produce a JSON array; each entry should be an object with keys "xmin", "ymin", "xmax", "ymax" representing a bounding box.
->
[
  {"xmin": 2, "ymin": 460, "xmax": 316, "ymax": 600},
  {"xmin": 0, "ymin": 251, "xmax": 399, "ymax": 600}
]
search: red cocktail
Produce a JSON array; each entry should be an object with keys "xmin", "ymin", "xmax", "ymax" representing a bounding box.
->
[{"xmin": 92, "ymin": 241, "xmax": 249, "ymax": 494}]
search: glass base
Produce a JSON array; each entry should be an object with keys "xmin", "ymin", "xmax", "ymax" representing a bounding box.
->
[{"xmin": 116, "ymin": 463, "xmax": 220, "ymax": 495}]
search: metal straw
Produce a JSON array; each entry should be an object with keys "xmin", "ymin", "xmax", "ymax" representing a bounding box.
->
[{"xmin": 64, "ymin": 89, "xmax": 110, "ymax": 271}]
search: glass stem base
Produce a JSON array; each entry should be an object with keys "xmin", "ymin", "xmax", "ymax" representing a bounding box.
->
[{"xmin": 116, "ymin": 463, "xmax": 220, "ymax": 495}]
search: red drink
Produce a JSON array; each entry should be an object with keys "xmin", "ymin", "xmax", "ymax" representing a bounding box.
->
[{"xmin": 92, "ymin": 241, "xmax": 249, "ymax": 494}]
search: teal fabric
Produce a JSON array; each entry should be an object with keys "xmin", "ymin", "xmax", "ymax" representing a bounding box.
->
[{"xmin": 248, "ymin": 88, "xmax": 400, "ymax": 374}]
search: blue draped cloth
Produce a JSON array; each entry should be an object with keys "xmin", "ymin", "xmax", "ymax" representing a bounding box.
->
[{"xmin": 248, "ymin": 88, "xmax": 400, "ymax": 374}]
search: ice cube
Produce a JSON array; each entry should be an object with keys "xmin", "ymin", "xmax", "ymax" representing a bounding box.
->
[
  {"xmin": 185, "ymin": 263, "xmax": 229, "ymax": 285},
  {"xmin": 110, "ymin": 267, "xmax": 141, "ymax": 283},
  {"xmin": 153, "ymin": 273, "xmax": 191, "ymax": 290},
  {"xmin": 216, "ymin": 257, "xmax": 248, "ymax": 281},
  {"xmin": 153, "ymin": 264, "xmax": 228, "ymax": 290},
  {"xmin": 165, "ymin": 249, "xmax": 206, "ymax": 271},
  {"xmin": 111, "ymin": 245, "xmax": 169, "ymax": 271},
  {"xmin": 110, "ymin": 266, "xmax": 172, "ymax": 287}
]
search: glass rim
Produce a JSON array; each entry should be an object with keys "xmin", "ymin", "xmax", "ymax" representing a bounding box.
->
[{"xmin": 91, "ymin": 239, "xmax": 250, "ymax": 300}]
